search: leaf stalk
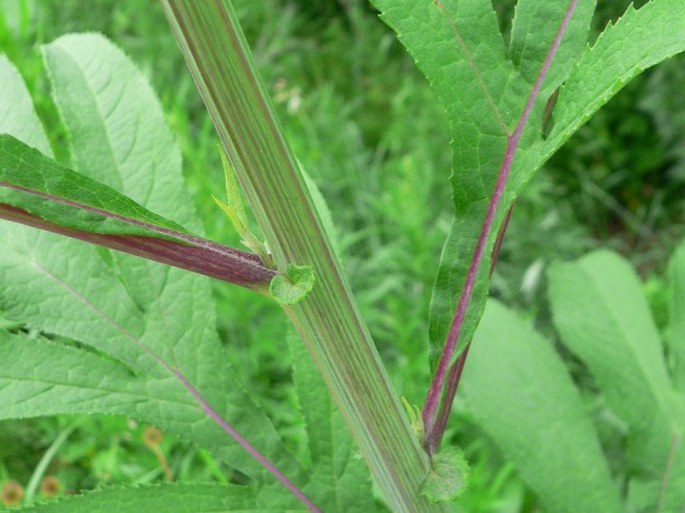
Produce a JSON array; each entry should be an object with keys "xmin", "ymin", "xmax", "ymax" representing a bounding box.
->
[{"xmin": 0, "ymin": 203, "xmax": 274, "ymax": 290}]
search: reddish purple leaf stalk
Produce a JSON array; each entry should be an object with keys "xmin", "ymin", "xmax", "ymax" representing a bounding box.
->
[
  {"xmin": 422, "ymin": 0, "xmax": 579, "ymax": 455},
  {"xmin": 0, "ymin": 195, "xmax": 274, "ymax": 290},
  {"xmin": 430, "ymin": 204, "xmax": 513, "ymax": 446}
]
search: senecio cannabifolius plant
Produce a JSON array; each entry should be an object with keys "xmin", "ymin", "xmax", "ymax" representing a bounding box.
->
[{"xmin": 0, "ymin": 1, "xmax": 684, "ymax": 512}]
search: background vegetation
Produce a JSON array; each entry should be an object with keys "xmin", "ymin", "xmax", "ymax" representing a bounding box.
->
[{"xmin": 1, "ymin": 0, "xmax": 683, "ymax": 510}]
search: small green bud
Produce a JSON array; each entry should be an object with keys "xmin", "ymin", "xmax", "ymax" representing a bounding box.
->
[{"xmin": 270, "ymin": 264, "xmax": 316, "ymax": 304}]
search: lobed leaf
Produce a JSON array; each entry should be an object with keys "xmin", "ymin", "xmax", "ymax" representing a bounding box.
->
[
  {"xmin": 374, "ymin": 0, "xmax": 685, "ymax": 457},
  {"xmin": 370, "ymin": 0, "xmax": 595, "ymax": 373},
  {"xmin": 460, "ymin": 300, "xmax": 623, "ymax": 513}
]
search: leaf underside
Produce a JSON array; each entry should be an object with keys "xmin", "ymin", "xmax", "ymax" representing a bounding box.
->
[
  {"xmin": 0, "ymin": 35, "xmax": 305, "ymax": 508},
  {"xmin": 548, "ymin": 250, "xmax": 685, "ymax": 511},
  {"xmin": 460, "ymin": 300, "xmax": 624, "ymax": 513}
]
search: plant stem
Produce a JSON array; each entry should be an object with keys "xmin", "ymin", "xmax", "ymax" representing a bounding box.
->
[{"xmin": 161, "ymin": 1, "xmax": 447, "ymax": 511}]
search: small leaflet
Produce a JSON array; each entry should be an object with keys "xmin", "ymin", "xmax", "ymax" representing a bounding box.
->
[
  {"xmin": 270, "ymin": 263, "xmax": 316, "ymax": 305},
  {"xmin": 421, "ymin": 445, "xmax": 469, "ymax": 503}
]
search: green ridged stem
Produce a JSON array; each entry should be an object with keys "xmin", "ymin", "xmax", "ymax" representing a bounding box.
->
[{"xmin": 160, "ymin": 1, "xmax": 446, "ymax": 511}]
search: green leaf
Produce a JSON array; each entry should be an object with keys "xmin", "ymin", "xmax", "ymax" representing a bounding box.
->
[
  {"xmin": 460, "ymin": 300, "xmax": 623, "ymax": 513},
  {"xmin": 420, "ymin": 446, "xmax": 468, "ymax": 503},
  {"xmin": 548, "ymin": 250, "xmax": 685, "ymax": 509},
  {"xmin": 0, "ymin": 134, "xmax": 188, "ymax": 238},
  {"xmin": 543, "ymin": 0, "xmax": 685, "ymax": 160},
  {"xmin": 0, "ymin": 54, "xmax": 52, "ymax": 157},
  {"xmin": 288, "ymin": 330, "xmax": 375, "ymax": 513},
  {"xmin": 14, "ymin": 482, "xmax": 308, "ymax": 513},
  {"xmin": 0, "ymin": 331, "xmax": 302, "ymax": 510},
  {"xmin": 0, "ymin": 35, "xmax": 305, "ymax": 503},
  {"xmin": 668, "ymin": 242, "xmax": 685, "ymax": 392},
  {"xmin": 270, "ymin": 264, "xmax": 316, "ymax": 305},
  {"xmin": 373, "ymin": 1, "xmax": 685, "ymax": 390},
  {"xmin": 0, "ymin": 329, "xmax": 167, "ymax": 420},
  {"xmin": 42, "ymin": 33, "xmax": 199, "ymax": 231},
  {"xmin": 370, "ymin": 0, "xmax": 595, "ymax": 371}
]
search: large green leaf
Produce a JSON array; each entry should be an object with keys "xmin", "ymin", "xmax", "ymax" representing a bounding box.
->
[
  {"xmin": 0, "ymin": 39, "xmax": 306, "ymax": 506},
  {"xmin": 15, "ymin": 482, "xmax": 307, "ymax": 513},
  {"xmin": 372, "ymin": 2, "xmax": 685, "ymax": 402},
  {"xmin": 288, "ymin": 330, "xmax": 376, "ymax": 513},
  {"xmin": 548, "ymin": 250, "xmax": 685, "ymax": 511},
  {"xmin": 371, "ymin": 0, "xmax": 513, "ymax": 365},
  {"xmin": 370, "ymin": 0, "xmax": 595, "ymax": 371},
  {"xmin": 460, "ymin": 300, "xmax": 623, "ymax": 513}
]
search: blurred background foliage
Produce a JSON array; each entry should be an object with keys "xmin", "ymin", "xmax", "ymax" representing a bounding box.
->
[{"xmin": 0, "ymin": 0, "xmax": 683, "ymax": 510}]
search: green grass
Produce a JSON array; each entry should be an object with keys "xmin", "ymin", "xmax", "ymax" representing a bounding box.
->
[{"xmin": 1, "ymin": 0, "xmax": 683, "ymax": 510}]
